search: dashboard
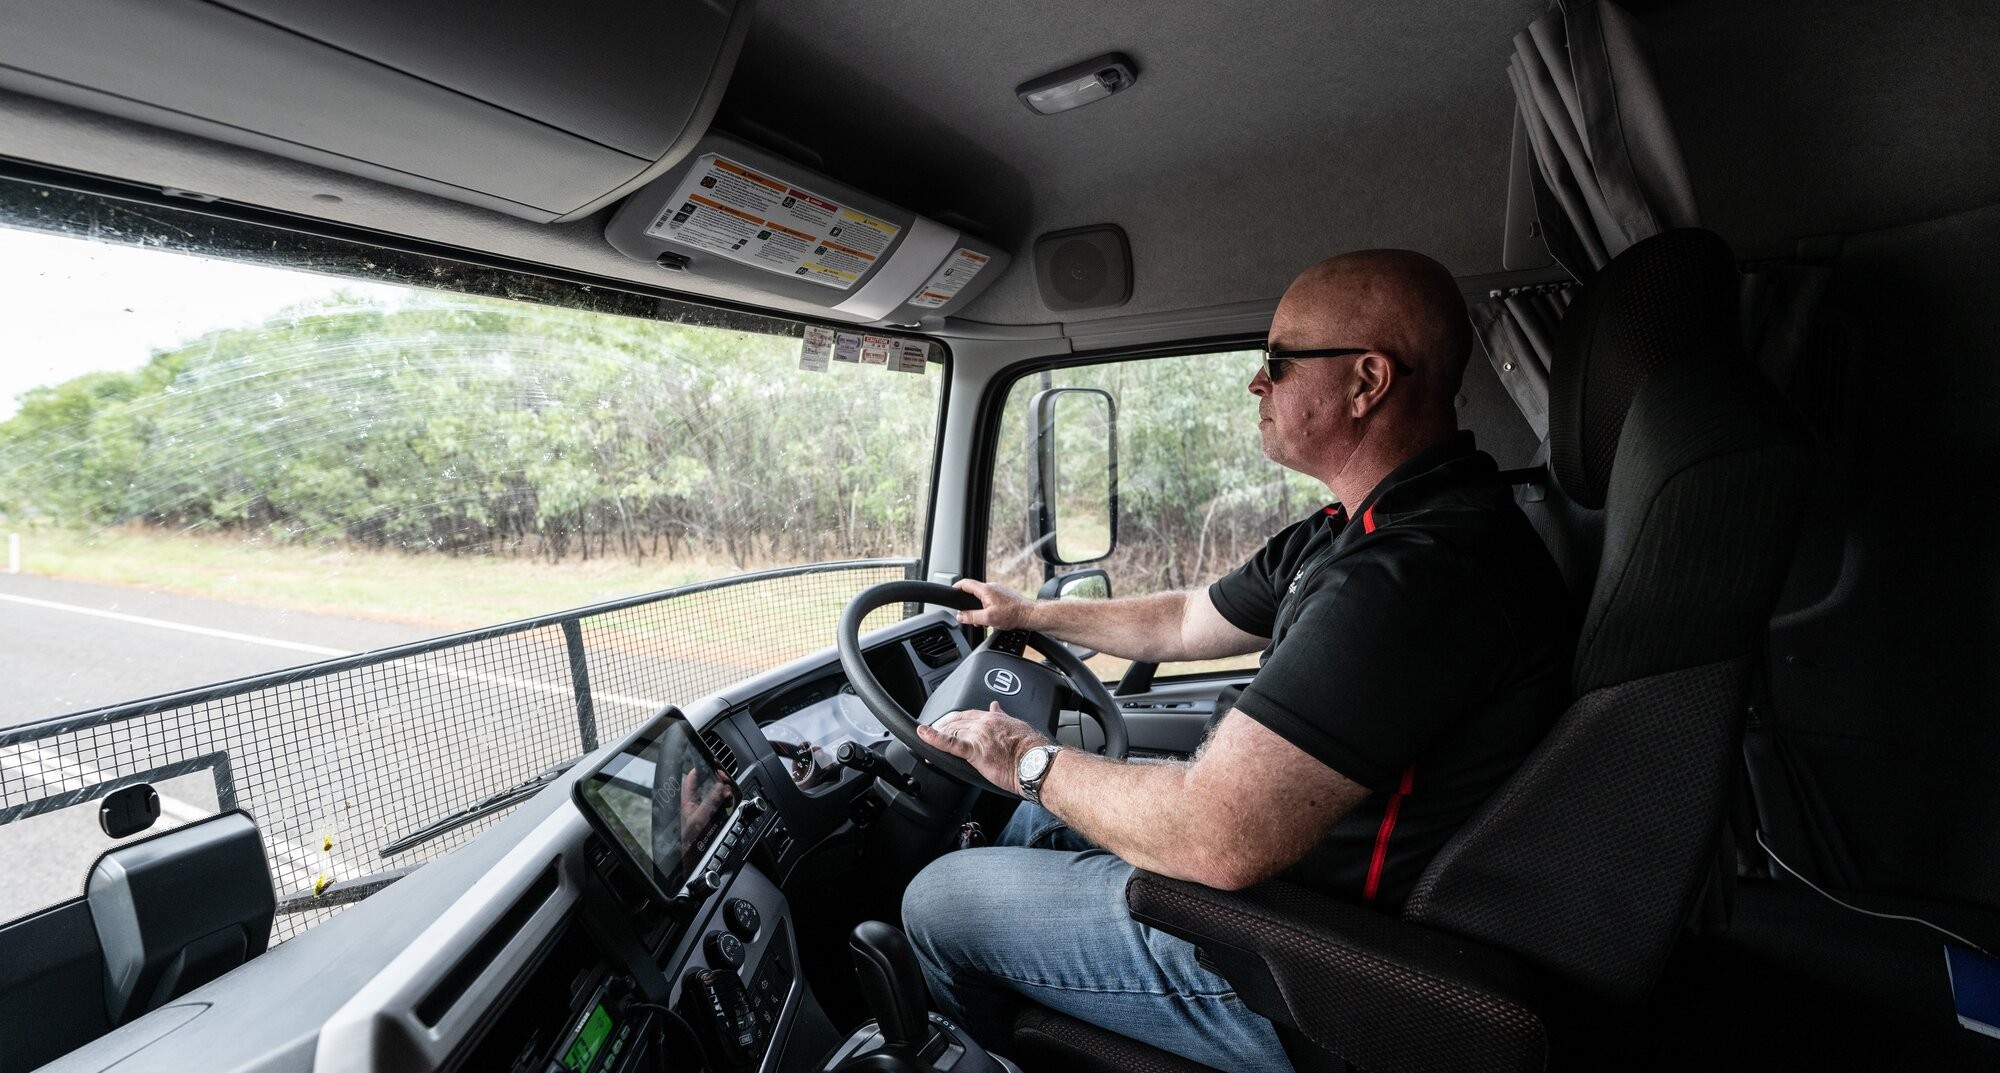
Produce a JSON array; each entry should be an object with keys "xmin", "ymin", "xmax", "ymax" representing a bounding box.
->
[{"xmin": 39, "ymin": 613, "xmax": 977, "ymax": 1073}]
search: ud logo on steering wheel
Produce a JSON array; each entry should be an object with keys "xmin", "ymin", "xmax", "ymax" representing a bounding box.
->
[{"xmin": 984, "ymin": 669, "xmax": 1023, "ymax": 695}]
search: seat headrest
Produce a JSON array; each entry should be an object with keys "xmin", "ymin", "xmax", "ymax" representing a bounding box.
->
[{"xmin": 1548, "ymin": 229, "xmax": 1742, "ymax": 509}]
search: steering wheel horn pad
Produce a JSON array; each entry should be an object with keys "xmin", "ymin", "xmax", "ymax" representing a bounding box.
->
[
  {"xmin": 917, "ymin": 649, "xmax": 1064, "ymax": 736},
  {"xmin": 838, "ymin": 581, "xmax": 1129, "ymax": 798}
]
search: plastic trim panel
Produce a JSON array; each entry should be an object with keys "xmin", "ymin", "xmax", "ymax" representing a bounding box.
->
[{"xmin": 314, "ymin": 805, "xmax": 589, "ymax": 1073}]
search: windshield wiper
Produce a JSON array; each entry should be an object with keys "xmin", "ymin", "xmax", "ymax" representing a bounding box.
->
[
  {"xmin": 276, "ymin": 864, "xmax": 417, "ymax": 914},
  {"xmin": 378, "ymin": 758, "xmax": 580, "ymax": 859}
]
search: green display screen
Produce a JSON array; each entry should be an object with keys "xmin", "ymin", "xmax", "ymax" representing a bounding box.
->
[{"xmin": 563, "ymin": 1004, "xmax": 614, "ymax": 1072}]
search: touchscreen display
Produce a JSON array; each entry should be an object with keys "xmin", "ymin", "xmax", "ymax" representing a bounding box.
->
[{"xmin": 575, "ymin": 710, "xmax": 738, "ymax": 898}]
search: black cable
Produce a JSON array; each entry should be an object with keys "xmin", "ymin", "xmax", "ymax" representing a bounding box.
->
[{"xmin": 624, "ymin": 1002, "xmax": 707, "ymax": 1072}]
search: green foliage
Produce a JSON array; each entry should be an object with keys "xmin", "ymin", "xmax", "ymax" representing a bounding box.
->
[
  {"xmin": 0, "ymin": 292, "xmax": 941, "ymax": 566},
  {"xmin": 2, "ymin": 290, "xmax": 1308, "ymax": 596}
]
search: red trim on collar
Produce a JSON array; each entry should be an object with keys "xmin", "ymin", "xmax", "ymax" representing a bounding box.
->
[{"xmin": 1361, "ymin": 504, "xmax": 1379, "ymax": 533}]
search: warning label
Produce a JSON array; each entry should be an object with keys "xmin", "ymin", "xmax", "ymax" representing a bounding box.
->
[
  {"xmin": 646, "ymin": 155, "xmax": 902, "ymax": 291},
  {"xmin": 907, "ymin": 247, "xmax": 992, "ymax": 309},
  {"xmin": 890, "ymin": 339, "xmax": 929, "ymax": 375}
]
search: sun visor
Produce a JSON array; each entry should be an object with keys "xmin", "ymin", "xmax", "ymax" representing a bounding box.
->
[
  {"xmin": 604, "ymin": 134, "xmax": 1009, "ymax": 326},
  {"xmin": 0, "ymin": 0, "xmax": 755, "ymax": 223}
]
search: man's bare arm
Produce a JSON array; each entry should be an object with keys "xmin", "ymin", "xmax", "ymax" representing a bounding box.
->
[
  {"xmin": 920, "ymin": 702, "xmax": 1368, "ymax": 890},
  {"xmin": 953, "ymin": 580, "xmax": 1266, "ymax": 664}
]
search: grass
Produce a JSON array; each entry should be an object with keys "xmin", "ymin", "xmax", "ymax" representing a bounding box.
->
[
  {"xmin": 11, "ymin": 524, "xmax": 858, "ymax": 633},
  {"xmin": 8, "ymin": 523, "xmax": 1250, "ymax": 683}
]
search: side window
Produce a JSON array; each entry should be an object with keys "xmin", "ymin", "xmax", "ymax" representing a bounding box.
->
[{"xmin": 985, "ymin": 350, "xmax": 1325, "ymax": 680}]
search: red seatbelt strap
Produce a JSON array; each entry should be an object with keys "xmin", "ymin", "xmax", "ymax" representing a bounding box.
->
[{"xmin": 1362, "ymin": 765, "xmax": 1417, "ymax": 902}]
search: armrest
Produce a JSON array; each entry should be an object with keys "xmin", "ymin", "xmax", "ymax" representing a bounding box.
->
[{"xmin": 1126, "ymin": 871, "xmax": 1547, "ymax": 1073}]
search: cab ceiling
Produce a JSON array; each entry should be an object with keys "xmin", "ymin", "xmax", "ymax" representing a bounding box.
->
[
  {"xmin": 715, "ymin": 0, "xmax": 1546, "ymax": 327},
  {"xmin": 0, "ymin": 0, "xmax": 1995, "ymax": 336}
]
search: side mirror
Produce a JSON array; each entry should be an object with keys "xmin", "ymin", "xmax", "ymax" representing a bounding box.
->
[
  {"xmin": 1036, "ymin": 569, "xmax": 1112, "ymax": 661},
  {"xmin": 1029, "ymin": 387, "xmax": 1118, "ymax": 566},
  {"xmin": 1036, "ymin": 568, "xmax": 1112, "ymax": 602}
]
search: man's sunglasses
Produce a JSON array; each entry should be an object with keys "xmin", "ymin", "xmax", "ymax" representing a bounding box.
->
[{"xmin": 1259, "ymin": 346, "xmax": 1414, "ymax": 383}]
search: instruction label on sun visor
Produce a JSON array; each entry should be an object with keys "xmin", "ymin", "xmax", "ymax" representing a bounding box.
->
[
  {"xmin": 645, "ymin": 155, "xmax": 902, "ymax": 291},
  {"xmin": 907, "ymin": 248, "xmax": 992, "ymax": 308}
]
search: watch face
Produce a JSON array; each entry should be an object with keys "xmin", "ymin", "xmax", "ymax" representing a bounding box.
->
[{"xmin": 1019, "ymin": 746, "xmax": 1052, "ymax": 783}]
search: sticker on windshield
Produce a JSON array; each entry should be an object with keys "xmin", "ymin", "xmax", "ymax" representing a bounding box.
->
[
  {"xmin": 833, "ymin": 332, "xmax": 862, "ymax": 363},
  {"xmin": 644, "ymin": 154, "xmax": 902, "ymax": 291},
  {"xmin": 799, "ymin": 325, "xmax": 834, "ymax": 372},
  {"xmin": 907, "ymin": 247, "xmax": 991, "ymax": 308},
  {"xmin": 859, "ymin": 334, "xmax": 895, "ymax": 366},
  {"xmin": 889, "ymin": 339, "xmax": 929, "ymax": 375}
]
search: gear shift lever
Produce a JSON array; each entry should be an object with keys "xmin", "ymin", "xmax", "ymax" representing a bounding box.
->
[
  {"xmin": 825, "ymin": 923, "xmax": 1017, "ymax": 1073},
  {"xmin": 849, "ymin": 921, "xmax": 931, "ymax": 1049}
]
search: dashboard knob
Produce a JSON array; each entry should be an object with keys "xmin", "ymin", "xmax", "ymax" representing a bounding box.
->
[
  {"xmin": 724, "ymin": 898, "xmax": 761, "ymax": 940},
  {"xmin": 741, "ymin": 795, "xmax": 767, "ymax": 817},
  {"xmin": 692, "ymin": 867, "xmax": 724, "ymax": 895},
  {"xmin": 706, "ymin": 930, "xmax": 746, "ymax": 969}
]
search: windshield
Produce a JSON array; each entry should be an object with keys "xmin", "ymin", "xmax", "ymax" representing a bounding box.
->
[{"xmin": 0, "ymin": 194, "xmax": 941, "ymax": 937}]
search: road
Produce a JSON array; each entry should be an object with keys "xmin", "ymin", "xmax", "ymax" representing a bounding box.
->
[
  {"xmin": 0, "ymin": 574, "xmax": 441, "ymax": 728},
  {"xmin": 0, "ymin": 574, "xmax": 676, "ymax": 934}
]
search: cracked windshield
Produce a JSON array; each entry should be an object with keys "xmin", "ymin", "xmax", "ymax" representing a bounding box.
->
[{"xmin": 0, "ymin": 222, "xmax": 939, "ymax": 934}]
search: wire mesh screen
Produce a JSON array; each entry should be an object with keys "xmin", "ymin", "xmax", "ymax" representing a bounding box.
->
[
  {"xmin": 0, "ymin": 559, "xmax": 915, "ymax": 943},
  {"xmin": 580, "ymin": 560, "xmax": 918, "ymax": 742}
]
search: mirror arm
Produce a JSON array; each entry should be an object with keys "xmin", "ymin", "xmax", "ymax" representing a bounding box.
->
[{"xmin": 1114, "ymin": 660, "xmax": 1157, "ymax": 697}]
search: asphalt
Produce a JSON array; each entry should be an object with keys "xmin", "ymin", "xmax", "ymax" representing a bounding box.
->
[
  {"xmin": 0, "ymin": 573, "xmax": 440, "ymax": 728},
  {"xmin": 0, "ymin": 573, "xmax": 677, "ymax": 930}
]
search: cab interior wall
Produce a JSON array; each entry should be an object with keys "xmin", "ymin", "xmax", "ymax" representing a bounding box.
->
[
  {"xmin": 1647, "ymin": 0, "xmax": 2000, "ymax": 257},
  {"xmin": 1759, "ymin": 200, "xmax": 2000, "ymax": 912}
]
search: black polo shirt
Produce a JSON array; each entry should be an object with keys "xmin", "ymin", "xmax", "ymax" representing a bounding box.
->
[{"xmin": 1207, "ymin": 431, "xmax": 1572, "ymax": 911}]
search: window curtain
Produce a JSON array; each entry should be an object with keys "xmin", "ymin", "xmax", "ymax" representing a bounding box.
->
[
  {"xmin": 1472, "ymin": 282, "xmax": 1575, "ymax": 441},
  {"xmin": 1475, "ymin": 0, "xmax": 1698, "ymax": 437},
  {"xmin": 1510, "ymin": 0, "xmax": 1698, "ymax": 278}
]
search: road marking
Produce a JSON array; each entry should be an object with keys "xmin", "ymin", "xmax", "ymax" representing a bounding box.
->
[
  {"xmin": 0, "ymin": 591, "xmax": 349, "ymax": 657},
  {"xmin": 404, "ymin": 657, "xmax": 664, "ymax": 713},
  {"xmin": 0, "ymin": 741, "xmax": 323, "ymax": 883},
  {"xmin": 0, "ymin": 590, "xmax": 665, "ymax": 711}
]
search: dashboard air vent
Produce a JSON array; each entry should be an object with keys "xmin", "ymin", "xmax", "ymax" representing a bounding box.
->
[
  {"xmin": 910, "ymin": 628, "xmax": 961, "ymax": 669},
  {"xmin": 698, "ymin": 726, "xmax": 742, "ymax": 779}
]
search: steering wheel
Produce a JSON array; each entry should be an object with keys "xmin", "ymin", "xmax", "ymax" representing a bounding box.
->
[{"xmin": 837, "ymin": 581, "xmax": 1128, "ymax": 797}]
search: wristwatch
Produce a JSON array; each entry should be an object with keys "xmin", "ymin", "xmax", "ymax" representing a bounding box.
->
[{"xmin": 1017, "ymin": 743, "xmax": 1063, "ymax": 804}]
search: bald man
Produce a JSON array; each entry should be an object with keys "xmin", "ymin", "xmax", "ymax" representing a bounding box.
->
[{"xmin": 900, "ymin": 251, "xmax": 1573, "ymax": 1071}]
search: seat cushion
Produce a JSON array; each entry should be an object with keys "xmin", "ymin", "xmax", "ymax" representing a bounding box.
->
[{"xmin": 1009, "ymin": 1006, "xmax": 1226, "ymax": 1073}]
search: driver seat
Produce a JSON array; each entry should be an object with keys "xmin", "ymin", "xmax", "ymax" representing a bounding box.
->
[{"xmin": 1008, "ymin": 229, "xmax": 1811, "ymax": 1072}]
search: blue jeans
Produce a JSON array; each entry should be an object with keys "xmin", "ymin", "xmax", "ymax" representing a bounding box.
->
[{"xmin": 901, "ymin": 804, "xmax": 1294, "ymax": 1072}]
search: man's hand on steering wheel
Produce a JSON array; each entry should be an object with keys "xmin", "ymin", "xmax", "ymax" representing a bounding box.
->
[
  {"xmin": 918, "ymin": 702, "xmax": 1050, "ymax": 796},
  {"xmin": 838, "ymin": 580, "xmax": 1127, "ymax": 797},
  {"xmin": 951, "ymin": 578, "xmax": 1033, "ymax": 631}
]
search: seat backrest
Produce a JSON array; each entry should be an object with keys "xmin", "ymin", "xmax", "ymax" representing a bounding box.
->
[{"xmin": 1403, "ymin": 229, "xmax": 1810, "ymax": 1004}]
